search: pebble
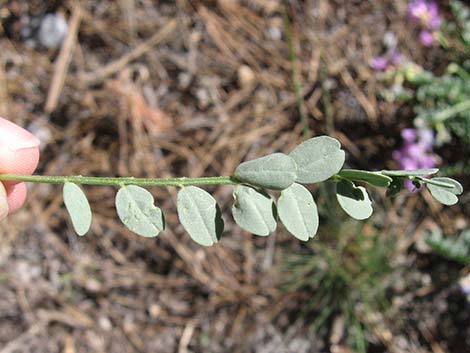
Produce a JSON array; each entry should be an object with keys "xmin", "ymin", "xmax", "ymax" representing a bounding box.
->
[
  {"xmin": 38, "ymin": 13, "xmax": 68, "ymax": 49},
  {"xmin": 238, "ymin": 65, "xmax": 255, "ymax": 87},
  {"xmin": 98, "ymin": 315, "xmax": 113, "ymax": 331}
]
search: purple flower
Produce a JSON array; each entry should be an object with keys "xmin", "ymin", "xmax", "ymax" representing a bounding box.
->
[
  {"xmin": 370, "ymin": 56, "xmax": 389, "ymax": 71},
  {"xmin": 407, "ymin": 0, "xmax": 441, "ymax": 46},
  {"xmin": 390, "ymin": 51, "xmax": 404, "ymax": 66},
  {"xmin": 419, "ymin": 31, "xmax": 434, "ymax": 46},
  {"xmin": 407, "ymin": 0, "xmax": 441, "ymax": 30},
  {"xmin": 407, "ymin": 0, "xmax": 427, "ymax": 22},
  {"xmin": 393, "ymin": 128, "xmax": 437, "ymax": 190},
  {"xmin": 370, "ymin": 50, "xmax": 404, "ymax": 72},
  {"xmin": 417, "ymin": 128, "xmax": 434, "ymax": 149},
  {"xmin": 370, "ymin": 33, "xmax": 405, "ymax": 72},
  {"xmin": 401, "ymin": 128, "xmax": 417, "ymax": 142}
]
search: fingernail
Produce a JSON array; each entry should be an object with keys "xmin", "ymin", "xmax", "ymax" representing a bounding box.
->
[
  {"xmin": 0, "ymin": 184, "xmax": 8, "ymax": 220},
  {"xmin": 0, "ymin": 117, "xmax": 40, "ymax": 151}
]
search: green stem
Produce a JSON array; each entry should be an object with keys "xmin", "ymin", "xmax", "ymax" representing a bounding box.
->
[
  {"xmin": 0, "ymin": 170, "xmax": 452, "ymax": 190},
  {"xmin": 320, "ymin": 64, "xmax": 335, "ymax": 135},
  {"xmin": 0, "ymin": 174, "xmax": 236, "ymax": 187},
  {"xmin": 432, "ymin": 99, "xmax": 470, "ymax": 123}
]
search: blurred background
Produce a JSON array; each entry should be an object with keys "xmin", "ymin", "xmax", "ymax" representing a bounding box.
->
[{"xmin": 0, "ymin": 0, "xmax": 469, "ymax": 352}]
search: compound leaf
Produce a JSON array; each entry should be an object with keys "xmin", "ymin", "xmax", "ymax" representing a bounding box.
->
[
  {"xmin": 289, "ymin": 136, "xmax": 345, "ymax": 184},
  {"xmin": 426, "ymin": 177, "xmax": 463, "ymax": 206},
  {"xmin": 177, "ymin": 186, "xmax": 223, "ymax": 246},
  {"xmin": 63, "ymin": 182, "xmax": 92, "ymax": 236},
  {"xmin": 381, "ymin": 168, "xmax": 439, "ymax": 177},
  {"xmin": 116, "ymin": 185, "xmax": 164, "ymax": 237},
  {"xmin": 278, "ymin": 183, "xmax": 319, "ymax": 241},
  {"xmin": 336, "ymin": 179, "xmax": 373, "ymax": 220},
  {"xmin": 234, "ymin": 153, "xmax": 297, "ymax": 190},
  {"xmin": 232, "ymin": 185, "xmax": 276, "ymax": 236},
  {"xmin": 338, "ymin": 169, "xmax": 393, "ymax": 187}
]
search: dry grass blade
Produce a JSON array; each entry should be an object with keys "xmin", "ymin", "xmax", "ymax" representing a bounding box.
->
[{"xmin": 45, "ymin": 6, "xmax": 83, "ymax": 114}]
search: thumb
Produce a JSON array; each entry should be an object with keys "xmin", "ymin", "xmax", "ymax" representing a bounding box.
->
[
  {"xmin": 0, "ymin": 182, "xmax": 8, "ymax": 220},
  {"xmin": 0, "ymin": 117, "xmax": 40, "ymax": 216},
  {"xmin": 0, "ymin": 117, "xmax": 40, "ymax": 174}
]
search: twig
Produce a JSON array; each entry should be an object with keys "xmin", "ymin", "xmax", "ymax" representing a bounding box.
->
[
  {"xmin": 339, "ymin": 68, "xmax": 377, "ymax": 122},
  {"xmin": 45, "ymin": 6, "xmax": 82, "ymax": 114},
  {"xmin": 178, "ymin": 320, "xmax": 196, "ymax": 353}
]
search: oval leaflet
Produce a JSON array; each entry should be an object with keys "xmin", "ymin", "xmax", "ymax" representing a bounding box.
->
[
  {"xmin": 232, "ymin": 185, "xmax": 277, "ymax": 236},
  {"xmin": 336, "ymin": 179, "xmax": 373, "ymax": 220},
  {"xmin": 177, "ymin": 186, "xmax": 224, "ymax": 246},
  {"xmin": 426, "ymin": 177, "xmax": 463, "ymax": 206},
  {"xmin": 381, "ymin": 168, "xmax": 439, "ymax": 177},
  {"xmin": 234, "ymin": 153, "xmax": 297, "ymax": 190},
  {"xmin": 278, "ymin": 183, "xmax": 319, "ymax": 241},
  {"xmin": 115, "ymin": 185, "xmax": 165, "ymax": 237},
  {"xmin": 425, "ymin": 177, "xmax": 463, "ymax": 194},
  {"xmin": 338, "ymin": 169, "xmax": 392, "ymax": 187},
  {"xmin": 289, "ymin": 136, "xmax": 345, "ymax": 184},
  {"xmin": 63, "ymin": 182, "xmax": 92, "ymax": 236}
]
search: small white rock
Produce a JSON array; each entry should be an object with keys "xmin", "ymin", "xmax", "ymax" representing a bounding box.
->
[
  {"xmin": 383, "ymin": 31, "xmax": 397, "ymax": 49},
  {"xmin": 38, "ymin": 13, "xmax": 68, "ymax": 49},
  {"xmin": 238, "ymin": 65, "xmax": 255, "ymax": 87},
  {"xmin": 268, "ymin": 25, "xmax": 282, "ymax": 40},
  {"xmin": 98, "ymin": 316, "xmax": 113, "ymax": 331}
]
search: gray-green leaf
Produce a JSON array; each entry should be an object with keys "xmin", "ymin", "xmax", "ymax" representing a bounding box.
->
[
  {"xmin": 116, "ymin": 185, "xmax": 165, "ymax": 237},
  {"xmin": 278, "ymin": 183, "xmax": 319, "ymax": 241},
  {"xmin": 425, "ymin": 177, "xmax": 463, "ymax": 195},
  {"xmin": 232, "ymin": 185, "xmax": 276, "ymax": 236},
  {"xmin": 336, "ymin": 179, "xmax": 373, "ymax": 220},
  {"xmin": 381, "ymin": 168, "xmax": 439, "ymax": 177},
  {"xmin": 234, "ymin": 153, "xmax": 297, "ymax": 190},
  {"xmin": 426, "ymin": 177, "xmax": 463, "ymax": 206},
  {"xmin": 338, "ymin": 169, "xmax": 393, "ymax": 187},
  {"xmin": 177, "ymin": 186, "xmax": 224, "ymax": 246},
  {"xmin": 63, "ymin": 183, "xmax": 92, "ymax": 236},
  {"xmin": 289, "ymin": 136, "xmax": 345, "ymax": 184}
]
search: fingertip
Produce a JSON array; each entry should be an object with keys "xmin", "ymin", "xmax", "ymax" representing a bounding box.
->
[
  {"xmin": 0, "ymin": 117, "xmax": 40, "ymax": 175},
  {"xmin": 4, "ymin": 182, "xmax": 28, "ymax": 214},
  {"xmin": 0, "ymin": 118, "xmax": 40, "ymax": 217},
  {"xmin": 0, "ymin": 117, "xmax": 41, "ymax": 149},
  {"xmin": 0, "ymin": 182, "xmax": 8, "ymax": 220},
  {"xmin": 0, "ymin": 145, "xmax": 40, "ymax": 175}
]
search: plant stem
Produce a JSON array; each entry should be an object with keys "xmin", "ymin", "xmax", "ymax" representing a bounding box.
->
[
  {"xmin": 432, "ymin": 99, "xmax": 470, "ymax": 123},
  {"xmin": 0, "ymin": 171, "xmax": 452, "ymax": 189},
  {"xmin": 320, "ymin": 64, "xmax": 335, "ymax": 135},
  {"xmin": 0, "ymin": 174, "xmax": 236, "ymax": 187}
]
